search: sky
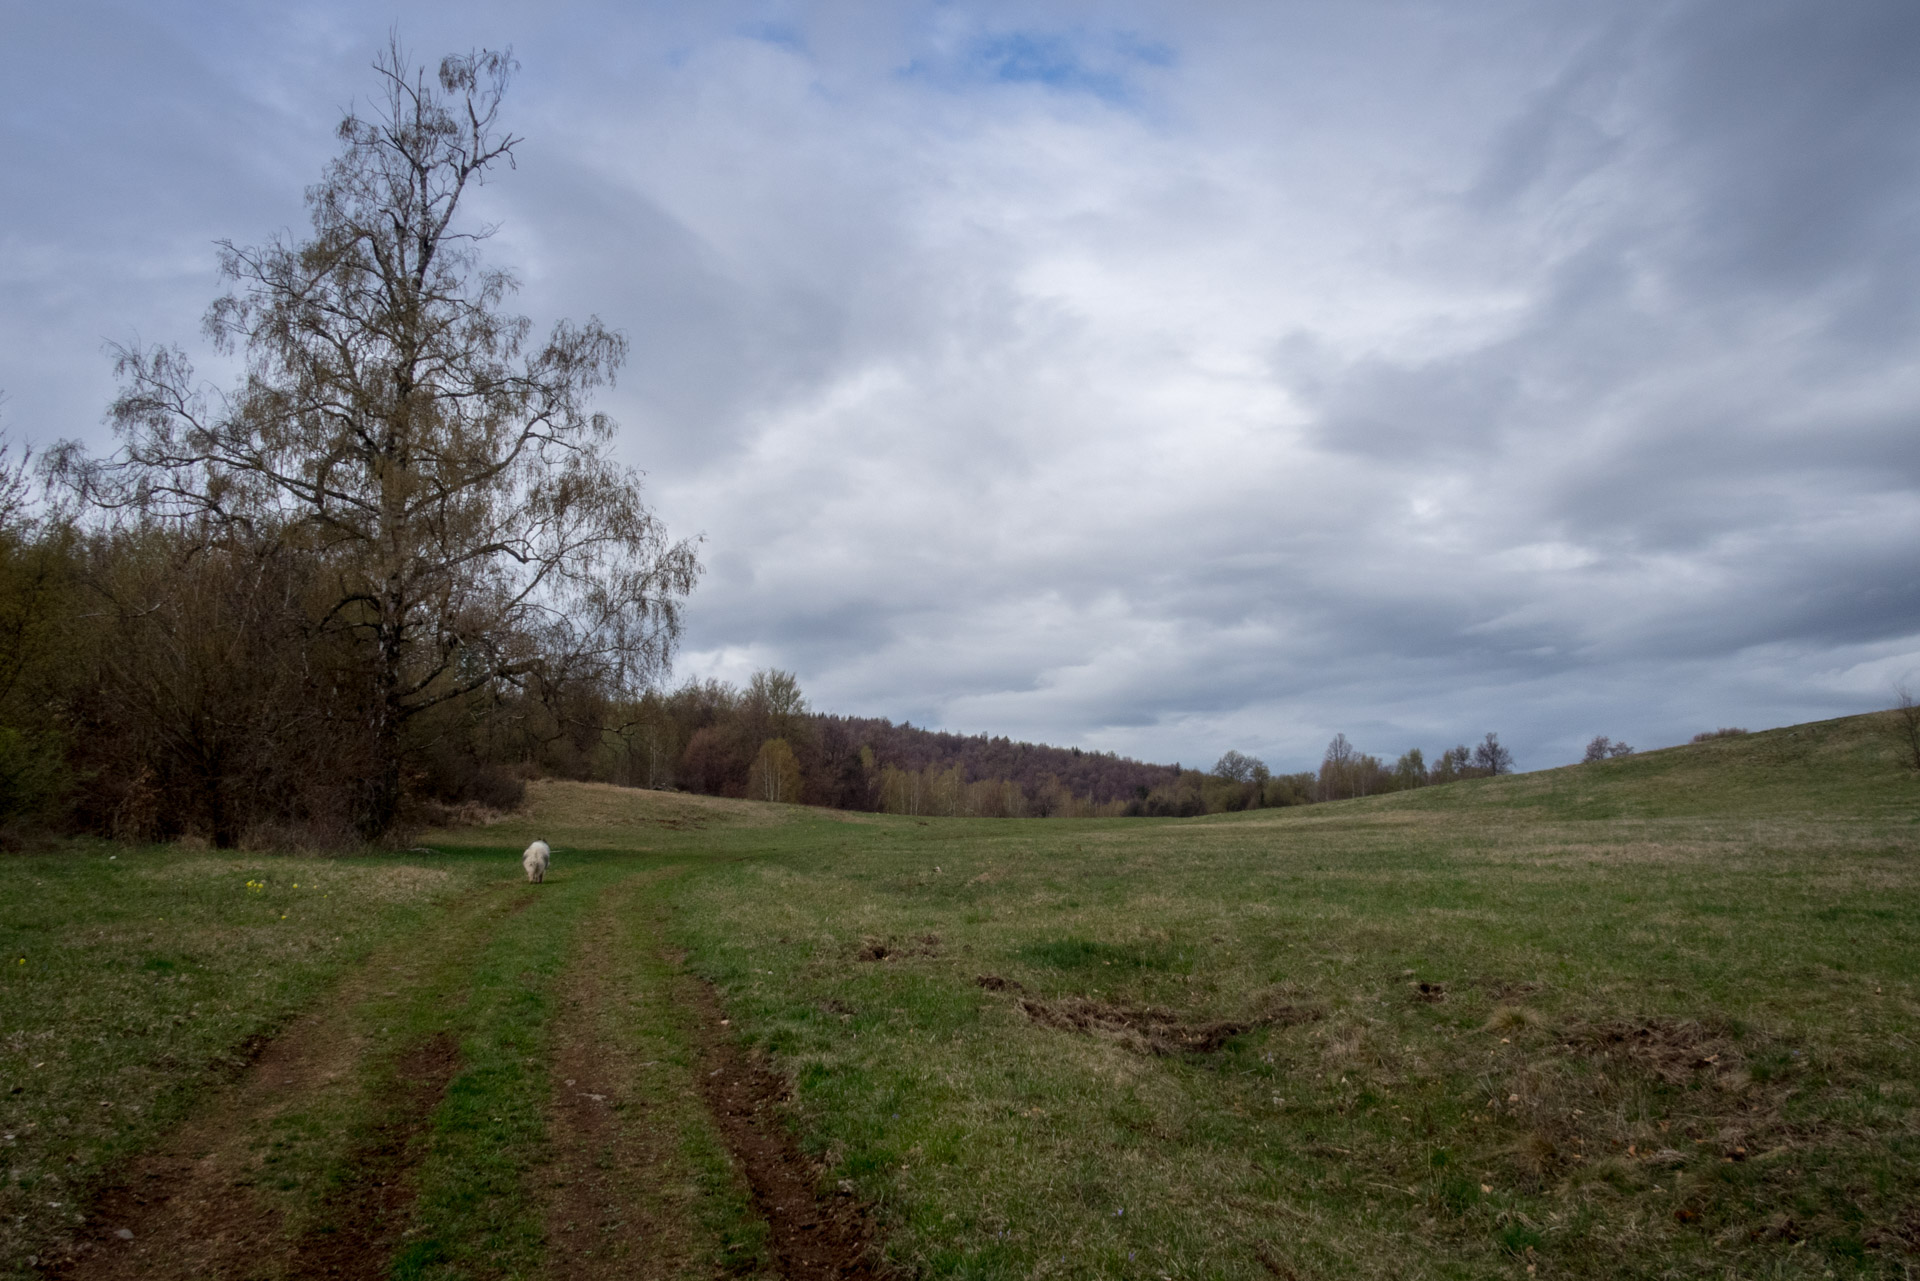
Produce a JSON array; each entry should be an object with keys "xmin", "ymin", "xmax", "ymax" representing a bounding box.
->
[{"xmin": 4, "ymin": 0, "xmax": 1919, "ymax": 774}]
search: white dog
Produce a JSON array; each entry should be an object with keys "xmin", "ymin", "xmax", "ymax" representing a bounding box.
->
[{"xmin": 522, "ymin": 839, "xmax": 551, "ymax": 884}]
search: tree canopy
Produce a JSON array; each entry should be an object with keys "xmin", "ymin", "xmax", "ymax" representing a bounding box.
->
[{"xmin": 62, "ymin": 42, "xmax": 700, "ymax": 837}]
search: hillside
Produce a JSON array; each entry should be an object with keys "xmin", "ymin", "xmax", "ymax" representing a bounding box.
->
[{"xmin": 1362, "ymin": 710, "xmax": 1916, "ymax": 821}]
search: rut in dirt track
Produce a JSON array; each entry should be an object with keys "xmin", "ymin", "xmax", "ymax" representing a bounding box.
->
[
  {"xmin": 285, "ymin": 1031, "xmax": 461, "ymax": 1280},
  {"xmin": 48, "ymin": 885, "xmax": 519, "ymax": 1281},
  {"xmin": 682, "ymin": 974, "xmax": 883, "ymax": 1280},
  {"xmin": 544, "ymin": 873, "xmax": 885, "ymax": 1279},
  {"xmin": 51, "ymin": 1029, "xmax": 461, "ymax": 1281},
  {"xmin": 541, "ymin": 873, "xmax": 700, "ymax": 1280}
]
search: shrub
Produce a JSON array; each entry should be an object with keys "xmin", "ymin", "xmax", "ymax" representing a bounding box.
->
[{"xmin": 1583, "ymin": 735, "xmax": 1634, "ymax": 763}]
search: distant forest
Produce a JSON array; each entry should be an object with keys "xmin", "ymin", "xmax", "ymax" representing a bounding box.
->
[{"xmin": 537, "ymin": 669, "xmax": 1522, "ymax": 822}]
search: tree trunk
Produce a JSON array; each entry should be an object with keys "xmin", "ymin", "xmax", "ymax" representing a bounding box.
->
[{"xmin": 358, "ymin": 613, "xmax": 406, "ymax": 840}]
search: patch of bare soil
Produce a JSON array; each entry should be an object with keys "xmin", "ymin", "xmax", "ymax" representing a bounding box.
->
[
  {"xmin": 285, "ymin": 1031, "xmax": 460, "ymax": 1279},
  {"xmin": 1561, "ymin": 1017, "xmax": 1744, "ymax": 1085},
  {"xmin": 539, "ymin": 875, "xmax": 701, "ymax": 1281},
  {"xmin": 1484, "ymin": 979, "xmax": 1544, "ymax": 1002},
  {"xmin": 1252, "ymin": 1240, "xmax": 1303, "ymax": 1279},
  {"xmin": 47, "ymin": 885, "xmax": 515, "ymax": 1280},
  {"xmin": 1476, "ymin": 1015, "xmax": 1803, "ymax": 1190},
  {"xmin": 856, "ymin": 934, "xmax": 940, "ymax": 962},
  {"xmin": 1016, "ymin": 995, "xmax": 1321, "ymax": 1056},
  {"xmin": 45, "ymin": 1105, "xmax": 283, "ymax": 1281},
  {"xmin": 682, "ymin": 979, "xmax": 883, "ymax": 1280}
]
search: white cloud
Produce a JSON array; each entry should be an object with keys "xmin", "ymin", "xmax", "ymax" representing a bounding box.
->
[{"xmin": 5, "ymin": 0, "xmax": 1918, "ymax": 773}]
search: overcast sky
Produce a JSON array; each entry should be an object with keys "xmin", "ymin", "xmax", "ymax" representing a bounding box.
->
[{"xmin": 5, "ymin": 1, "xmax": 1918, "ymax": 773}]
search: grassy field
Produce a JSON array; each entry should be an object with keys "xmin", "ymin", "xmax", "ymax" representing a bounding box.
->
[{"xmin": 2, "ymin": 713, "xmax": 1916, "ymax": 1278}]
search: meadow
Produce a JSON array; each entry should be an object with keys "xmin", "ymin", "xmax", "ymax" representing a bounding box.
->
[{"xmin": 2, "ymin": 713, "xmax": 1916, "ymax": 1279}]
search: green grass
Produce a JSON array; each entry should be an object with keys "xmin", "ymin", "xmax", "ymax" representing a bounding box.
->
[
  {"xmin": 0, "ymin": 845, "xmax": 478, "ymax": 1271},
  {"xmin": 3, "ymin": 712, "xmax": 1918, "ymax": 1278},
  {"xmin": 617, "ymin": 716, "xmax": 1920, "ymax": 1279},
  {"xmin": 393, "ymin": 860, "xmax": 772, "ymax": 1279}
]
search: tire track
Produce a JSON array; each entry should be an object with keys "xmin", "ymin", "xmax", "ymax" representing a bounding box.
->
[
  {"xmin": 678, "ymin": 967, "xmax": 882, "ymax": 1279},
  {"xmin": 49, "ymin": 882, "xmax": 527, "ymax": 1281},
  {"xmin": 541, "ymin": 872, "xmax": 703, "ymax": 1281},
  {"xmin": 285, "ymin": 1030, "xmax": 460, "ymax": 1280},
  {"xmin": 546, "ymin": 872, "xmax": 886, "ymax": 1279}
]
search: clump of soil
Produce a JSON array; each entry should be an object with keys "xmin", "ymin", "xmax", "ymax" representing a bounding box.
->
[
  {"xmin": 1411, "ymin": 981, "xmax": 1447, "ymax": 1003},
  {"xmin": 1016, "ymin": 995, "xmax": 1319, "ymax": 1056},
  {"xmin": 857, "ymin": 934, "xmax": 940, "ymax": 962},
  {"xmin": 1562, "ymin": 1017, "xmax": 1743, "ymax": 1084},
  {"xmin": 975, "ymin": 974, "xmax": 1025, "ymax": 993}
]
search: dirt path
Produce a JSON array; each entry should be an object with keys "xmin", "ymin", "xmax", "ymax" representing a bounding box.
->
[
  {"xmin": 541, "ymin": 870, "xmax": 885, "ymax": 1280},
  {"xmin": 283, "ymin": 1030, "xmax": 461, "ymax": 1280},
  {"xmin": 51, "ymin": 867, "xmax": 888, "ymax": 1280},
  {"xmin": 540, "ymin": 872, "xmax": 705, "ymax": 1280},
  {"xmin": 48, "ymin": 884, "xmax": 523, "ymax": 1281}
]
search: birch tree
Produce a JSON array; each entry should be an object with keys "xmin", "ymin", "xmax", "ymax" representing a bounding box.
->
[{"xmin": 80, "ymin": 42, "xmax": 700, "ymax": 835}]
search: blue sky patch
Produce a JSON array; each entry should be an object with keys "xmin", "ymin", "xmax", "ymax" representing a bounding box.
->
[
  {"xmin": 739, "ymin": 21, "xmax": 807, "ymax": 53},
  {"xmin": 901, "ymin": 27, "xmax": 1175, "ymax": 104}
]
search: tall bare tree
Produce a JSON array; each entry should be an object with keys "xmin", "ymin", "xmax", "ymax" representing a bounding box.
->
[{"xmin": 76, "ymin": 41, "xmax": 700, "ymax": 835}]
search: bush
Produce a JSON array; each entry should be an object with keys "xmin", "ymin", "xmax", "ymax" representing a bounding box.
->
[
  {"xmin": 1692, "ymin": 728, "xmax": 1749, "ymax": 742},
  {"xmin": 1583, "ymin": 735, "xmax": 1634, "ymax": 763},
  {"xmin": 1891, "ymin": 688, "xmax": 1920, "ymax": 773}
]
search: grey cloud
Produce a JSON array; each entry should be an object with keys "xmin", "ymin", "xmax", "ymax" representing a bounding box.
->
[
  {"xmin": 1649, "ymin": 1, "xmax": 1920, "ymax": 297},
  {"xmin": 6, "ymin": 0, "xmax": 1918, "ymax": 776}
]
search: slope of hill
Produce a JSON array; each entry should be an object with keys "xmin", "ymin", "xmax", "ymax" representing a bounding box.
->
[{"xmin": 1361, "ymin": 711, "xmax": 1915, "ymax": 821}]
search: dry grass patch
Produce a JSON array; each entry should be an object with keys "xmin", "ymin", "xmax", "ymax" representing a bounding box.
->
[
  {"xmin": 1016, "ymin": 992, "xmax": 1320, "ymax": 1057},
  {"xmin": 434, "ymin": 779, "xmax": 804, "ymax": 849}
]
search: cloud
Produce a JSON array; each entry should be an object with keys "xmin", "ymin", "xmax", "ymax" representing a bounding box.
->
[{"xmin": 4, "ymin": 0, "xmax": 1918, "ymax": 773}]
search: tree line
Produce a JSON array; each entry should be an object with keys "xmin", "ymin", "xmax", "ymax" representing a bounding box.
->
[
  {"xmin": 0, "ymin": 470, "xmax": 1541, "ymax": 838},
  {"xmin": 592, "ymin": 673, "xmax": 1182, "ymax": 817},
  {"xmin": 1115, "ymin": 730, "xmax": 1523, "ymax": 818}
]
